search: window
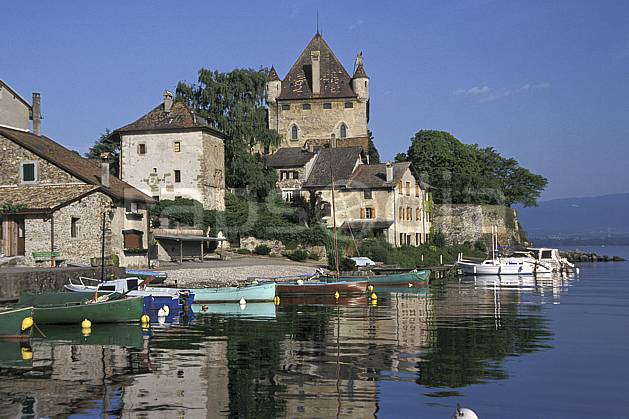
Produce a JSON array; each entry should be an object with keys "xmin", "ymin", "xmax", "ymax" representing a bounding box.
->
[
  {"xmin": 416, "ymin": 185, "xmax": 420, "ymax": 197},
  {"xmin": 20, "ymin": 162, "xmax": 37, "ymax": 183},
  {"xmin": 71, "ymin": 217, "xmax": 79, "ymax": 238},
  {"xmin": 292, "ymin": 171, "xmax": 299, "ymax": 179},
  {"xmin": 399, "ymin": 207, "xmax": 404, "ymax": 221},
  {"xmin": 174, "ymin": 170, "xmax": 181, "ymax": 183},
  {"xmin": 363, "ymin": 189, "xmax": 372, "ymax": 199},
  {"xmin": 323, "ymin": 102, "xmax": 332, "ymax": 109},
  {"xmin": 406, "ymin": 182, "xmax": 411, "ymax": 196},
  {"xmin": 416, "ymin": 233, "xmax": 421, "ymax": 246},
  {"xmin": 365, "ymin": 207, "xmax": 375, "ymax": 219},
  {"xmin": 281, "ymin": 104, "xmax": 290, "ymax": 110},
  {"xmin": 416, "ymin": 208, "xmax": 421, "ymax": 221},
  {"xmin": 398, "ymin": 181, "xmax": 403, "ymax": 195},
  {"xmin": 152, "ymin": 196, "xmax": 160, "ymax": 202},
  {"xmin": 344, "ymin": 101, "xmax": 353, "ymax": 108},
  {"xmin": 406, "ymin": 207, "xmax": 412, "ymax": 221},
  {"xmin": 340, "ymin": 123, "xmax": 347, "ymax": 138},
  {"xmin": 123, "ymin": 230, "xmax": 144, "ymax": 250},
  {"xmin": 137, "ymin": 144, "xmax": 146, "ymax": 155},
  {"xmin": 282, "ymin": 190, "xmax": 294, "ymax": 202},
  {"xmin": 302, "ymin": 103, "xmax": 311, "ymax": 110},
  {"xmin": 291, "ymin": 125, "xmax": 299, "ymax": 141},
  {"xmin": 400, "ymin": 233, "xmax": 405, "ymax": 245},
  {"xmin": 126, "ymin": 202, "xmax": 139, "ymax": 213},
  {"xmin": 174, "ymin": 141, "xmax": 181, "ymax": 152}
]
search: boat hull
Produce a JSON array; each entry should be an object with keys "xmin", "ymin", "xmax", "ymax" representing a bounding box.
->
[
  {"xmin": 276, "ymin": 281, "xmax": 368, "ymax": 296},
  {"xmin": 190, "ymin": 283, "xmax": 276, "ymax": 303},
  {"xmin": 324, "ymin": 270, "xmax": 431, "ymax": 285},
  {"xmin": 458, "ymin": 262, "xmax": 534, "ymax": 276},
  {"xmin": 0, "ymin": 307, "xmax": 34, "ymax": 339},
  {"xmin": 33, "ymin": 296, "xmax": 145, "ymax": 324}
]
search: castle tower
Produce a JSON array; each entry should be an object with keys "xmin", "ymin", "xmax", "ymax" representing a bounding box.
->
[{"xmin": 267, "ymin": 33, "xmax": 370, "ymax": 150}]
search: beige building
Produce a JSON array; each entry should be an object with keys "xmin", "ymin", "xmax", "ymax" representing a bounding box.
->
[
  {"xmin": 0, "ymin": 126, "xmax": 153, "ymax": 267},
  {"xmin": 0, "ymin": 80, "xmax": 41, "ymax": 134},
  {"xmin": 111, "ymin": 92, "xmax": 226, "ymax": 210},
  {"xmin": 267, "ymin": 33, "xmax": 370, "ymax": 150}
]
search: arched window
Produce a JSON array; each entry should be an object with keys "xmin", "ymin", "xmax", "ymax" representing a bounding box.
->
[
  {"xmin": 291, "ymin": 125, "xmax": 298, "ymax": 141},
  {"xmin": 340, "ymin": 123, "xmax": 347, "ymax": 138}
]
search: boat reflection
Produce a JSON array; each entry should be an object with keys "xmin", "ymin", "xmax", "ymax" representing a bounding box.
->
[{"xmin": 192, "ymin": 302, "xmax": 277, "ymax": 319}]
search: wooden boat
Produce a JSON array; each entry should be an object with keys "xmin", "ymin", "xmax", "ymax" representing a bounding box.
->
[
  {"xmin": 323, "ymin": 269, "xmax": 431, "ymax": 285},
  {"xmin": 32, "ymin": 296, "xmax": 145, "ymax": 324},
  {"xmin": 190, "ymin": 282, "xmax": 276, "ymax": 303},
  {"xmin": 276, "ymin": 280, "xmax": 368, "ymax": 296},
  {"xmin": 0, "ymin": 307, "xmax": 34, "ymax": 339}
]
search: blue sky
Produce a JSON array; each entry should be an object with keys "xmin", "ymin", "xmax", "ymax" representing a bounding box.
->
[{"xmin": 3, "ymin": 1, "xmax": 628, "ymax": 200}]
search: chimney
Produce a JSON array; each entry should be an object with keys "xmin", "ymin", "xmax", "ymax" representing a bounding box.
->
[
  {"xmin": 32, "ymin": 93, "xmax": 41, "ymax": 136},
  {"xmin": 100, "ymin": 152, "xmax": 110, "ymax": 188},
  {"xmin": 330, "ymin": 133, "xmax": 337, "ymax": 149},
  {"xmin": 386, "ymin": 162, "xmax": 393, "ymax": 183},
  {"xmin": 311, "ymin": 51, "xmax": 320, "ymax": 95},
  {"xmin": 163, "ymin": 90, "xmax": 173, "ymax": 113}
]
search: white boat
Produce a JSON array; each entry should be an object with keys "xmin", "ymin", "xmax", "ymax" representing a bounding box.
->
[
  {"xmin": 458, "ymin": 258, "xmax": 537, "ymax": 275},
  {"xmin": 526, "ymin": 248, "xmax": 579, "ymax": 274},
  {"xmin": 65, "ymin": 277, "xmax": 187, "ymax": 298}
]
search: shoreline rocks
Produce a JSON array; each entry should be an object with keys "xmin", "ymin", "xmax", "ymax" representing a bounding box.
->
[{"xmin": 560, "ymin": 250, "xmax": 625, "ymax": 263}]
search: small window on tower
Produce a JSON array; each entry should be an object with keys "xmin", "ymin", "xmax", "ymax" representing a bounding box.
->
[
  {"xmin": 174, "ymin": 141, "xmax": 181, "ymax": 152},
  {"xmin": 344, "ymin": 102, "xmax": 353, "ymax": 109},
  {"xmin": 340, "ymin": 123, "xmax": 347, "ymax": 138},
  {"xmin": 137, "ymin": 144, "xmax": 146, "ymax": 155},
  {"xmin": 302, "ymin": 103, "xmax": 311, "ymax": 110},
  {"xmin": 71, "ymin": 217, "xmax": 79, "ymax": 238},
  {"xmin": 291, "ymin": 125, "xmax": 299, "ymax": 141},
  {"xmin": 174, "ymin": 170, "xmax": 181, "ymax": 183},
  {"xmin": 281, "ymin": 104, "xmax": 290, "ymax": 110},
  {"xmin": 323, "ymin": 103, "xmax": 332, "ymax": 109}
]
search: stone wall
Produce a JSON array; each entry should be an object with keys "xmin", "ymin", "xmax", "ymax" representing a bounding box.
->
[
  {"xmin": 239, "ymin": 236, "xmax": 327, "ymax": 262},
  {"xmin": 201, "ymin": 132, "xmax": 225, "ymax": 210},
  {"xmin": 431, "ymin": 204, "xmax": 524, "ymax": 246},
  {"xmin": 0, "ymin": 266, "xmax": 125, "ymax": 301}
]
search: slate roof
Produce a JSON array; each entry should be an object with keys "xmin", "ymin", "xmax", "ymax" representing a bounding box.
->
[
  {"xmin": 348, "ymin": 162, "xmax": 411, "ymax": 189},
  {"xmin": 302, "ymin": 146, "xmax": 363, "ymax": 188},
  {"xmin": 0, "ymin": 126, "xmax": 153, "ymax": 203},
  {"xmin": 277, "ymin": 33, "xmax": 357, "ymax": 100},
  {"xmin": 268, "ymin": 66, "xmax": 280, "ymax": 82},
  {"xmin": 0, "ymin": 184, "xmax": 99, "ymax": 212},
  {"xmin": 113, "ymin": 101, "xmax": 226, "ymax": 139},
  {"xmin": 352, "ymin": 63, "xmax": 369, "ymax": 79},
  {"xmin": 267, "ymin": 147, "xmax": 317, "ymax": 168}
]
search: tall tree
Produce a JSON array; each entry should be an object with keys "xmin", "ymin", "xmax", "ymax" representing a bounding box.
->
[
  {"xmin": 85, "ymin": 129, "xmax": 119, "ymax": 176},
  {"xmin": 367, "ymin": 130, "xmax": 380, "ymax": 164},
  {"xmin": 177, "ymin": 68, "xmax": 280, "ymax": 198},
  {"xmin": 404, "ymin": 130, "xmax": 547, "ymax": 207}
]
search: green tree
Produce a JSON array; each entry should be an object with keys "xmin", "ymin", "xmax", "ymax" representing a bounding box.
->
[
  {"xmin": 403, "ymin": 130, "xmax": 547, "ymax": 207},
  {"xmin": 85, "ymin": 129, "xmax": 119, "ymax": 176},
  {"xmin": 176, "ymin": 68, "xmax": 280, "ymax": 198},
  {"xmin": 367, "ymin": 130, "xmax": 380, "ymax": 164}
]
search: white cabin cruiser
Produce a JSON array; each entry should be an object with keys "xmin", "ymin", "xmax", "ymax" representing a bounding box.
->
[
  {"xmin": 457, "ymin": 258, "xmax": 537, "ymax": 275},
  {"xmin": 527, "ymin": 248, "xmax": 578, "ymax": 274}
]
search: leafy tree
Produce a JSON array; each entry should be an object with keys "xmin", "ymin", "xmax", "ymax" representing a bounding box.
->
[
  {"xmin": 176, "ymin": 68, "xmax": 280, "ymax": 198},
  {"xmin": 85, "ymin": 129, "xmax": 119, "ymax": 176},
  {"xmin": 403, "ymin": 130, "xmax": 547, "ymax": 207},
  {"xmin": 367, "ymin": 130, "xmax": 380, "ymax": 164}
]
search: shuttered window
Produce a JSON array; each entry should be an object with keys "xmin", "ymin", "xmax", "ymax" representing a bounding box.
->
[{"xmin": 123, "ymin": 230, "xmax": 143, "ymax": 250}]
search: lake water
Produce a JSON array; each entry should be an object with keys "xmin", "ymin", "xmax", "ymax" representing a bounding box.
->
[{"xmin": 1, "ymin": 247, "xmax": 628, "ymax": 418}]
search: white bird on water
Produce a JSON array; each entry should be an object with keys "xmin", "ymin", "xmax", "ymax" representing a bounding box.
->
[{"xmin": 452, "ymin": 403, "xmax": 479, "ymax": 419}]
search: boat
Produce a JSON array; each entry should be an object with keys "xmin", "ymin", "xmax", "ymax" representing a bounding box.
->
[
  {"xmin": 0, "ymin": 307, "xmax": 34, "ymax": 339},
  {"xmin": 190, "ymin": 282, "xmax": 276, "ymax": 303},
  {"xmin": 36, "ymin": 323, "xmax": 146, "ymax": 348},
  {"xmin": 457, "ymin": 258, "xmax": 536, "ymax": 275},
  {"xmin": 125, "ymin": 269, "xmax": 168, "ymax": 284},
  {"xmin": 526, "ymin": 248, "xmax": 579, "ymax": 274},
  {"xmin": 322, "ymin": 269, "xmax": 431, "ymax": 285},
  {"xmin": 278, "ymin": 295, "xmax": 370, "ymax": 307},
  {"xmin": 32, "ymin": 295, "xmax": 145, "ymax": 324},
  {"xmin": 15, "ymin": 291, "xmax": 103, "ymax": 307},
  {"xmin": 0, "ymin": 340, "xmax": 33, "ymax": 368},
  {"xmin": 276, "ymin": 280, "xmax": 368, "ymax": 296}
]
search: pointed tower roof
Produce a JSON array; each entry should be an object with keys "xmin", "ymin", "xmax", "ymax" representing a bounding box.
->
[
  {"xmin": 353, "ymin": 63, "xmax": 369, "ymax": 79},
  {"xmin": 268, "ymin": 66, "xmax": 280, "ymax": 82},
  {"xmin": 277, "ymin": 33, "xmax": 356, "ymax": 100}
]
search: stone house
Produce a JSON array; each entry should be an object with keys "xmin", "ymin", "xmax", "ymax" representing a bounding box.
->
[
  {"xmin": 0, "ymin": 126, "xmax": 153, "ymax": 267},
  {"xmin": 266, "ymin": 147, "xmax": 317, "ymax": 202},
  {"xmin": 109, "ymin": 92, "xmax": 226, "ymax": 210},
  {"xmin": 0, "ymin": 79, "xmax": 41, "ymax": 134},
  {"xmin": 267, "ymin": 33, "xmax": 370, "ymax": 150}
]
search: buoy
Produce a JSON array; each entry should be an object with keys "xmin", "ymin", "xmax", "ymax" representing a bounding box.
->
[
  {"xmin": 239, "ymin": 297, "xmax": 247, "ymax": 306},
  {"xmin": 20, "ymin": 347, "xmax": 33, "ymax": 361},
  {"xmin": 367, "ymin": 284, "xmax": 374, "ymax": 292},
  {"xmin": 408, "ymin": 283, "xmax": 414, "ymax": 288},
  {"xmin": 81, "ymin": 327, "xmax": 92, "ymax": 337},
  {"xmin": 273, "ymin": 296, "xmax": 280, "ymax": 305},
  {"xmin": 334, "ymin": 291, "xmax": 340, "ymax": 300},
  {"xmin": 81, "ymin": 319, "xmax": 92, "ymax": 329},
  {"xmin": 21, "ymin": 316, "xmax": 33, "ymax": 332},
  {"xmin": 452, "ymin": 403, "xmax": 479, "ymax": 419},
  {"xmin": 162, "ymin": 305, "xmax": 170, "ymax": 316},
  {"xmin": 157, "ymin": 307, "xmax": 166, "ymax": 317},
  {"xmin": 158, "ymin": 316, "xmax": 165, "ymax": 325},
  {"xmin": 297, "ymin": 279, "xmax": 304, "ymax": 285},
  {"xmin": 370, "ymin": 299, "xmax": 377, "ymax": 306},
  {"xmin": 140, "ymin": 314, "xmax": 150, "ymax": 324},
  {"xmin": 370, "ymin": 292, "xmax": 378, "ymax": 300}
]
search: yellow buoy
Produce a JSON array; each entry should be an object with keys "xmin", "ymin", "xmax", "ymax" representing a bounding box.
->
[
  {"xmin": 21, "ymin": 347, "xmax": 33, "ymax": 361},
  {"xmin": 334, "ymin": 291, "xmax": 340, "ymax": 299},
  {"xmin": 21, "ymin": 316, "xmax": 34, "ymax": 332},
  {"xmin": 370, "ymin": 299, "xmax": 377, "ymax": 306},
  {"xmin": 367, "ymin": 284, "xmax": 374, "ymax": 292},
  {"xmin": 82, "ymin": 327, "xmax": 92, "ymax": 337},
  {"xmin": 81, "ymin": 319, "xmax": 92, "ymax": 329},
  {"xmin": 273, "ymin": 296, "xmax": 281, "ymax": 305},
  {"xmin": 370, "ymin": 292, "xmax": 378, "ymax": 300}
]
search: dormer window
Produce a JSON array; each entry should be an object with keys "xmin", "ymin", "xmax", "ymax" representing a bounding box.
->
[
  {"xmin": 291, "ymin": 125, "xmax": 299, "ymax": 141},
  {"xmin": 20, "ymin": 161, "xmax": 37, "ymax": 183},
  {"xmin": 340, "ymin": 123, "xmax": 347, "ymax": 138}
]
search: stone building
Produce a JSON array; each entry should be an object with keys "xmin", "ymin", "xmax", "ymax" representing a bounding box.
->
[
  {"xmin": 267, "ymin": 33, "xmax": 370, "ymax": 149},
  {"xmin": 0, "ymin": 126, "xmax": 153, "ymax": 267},
  {"xmin": 266, "ymin": 147, "xmax": 317, "ymax": 202},
  {"xmin": 110, "ymin": 92, "xmax": 226, "ymax": 210}
]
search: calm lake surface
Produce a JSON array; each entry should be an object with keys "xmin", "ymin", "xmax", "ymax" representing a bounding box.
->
[{"xmin": 1, "ymin": 246, "xmax": 628, "ymax": 418}]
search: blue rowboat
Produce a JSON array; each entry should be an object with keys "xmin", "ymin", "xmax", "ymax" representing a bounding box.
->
[
  {"xmin": 190, "ymin": 283, "xmax": 276, "ymax": 303},
  {"xmin": 324, "ymin": 270, "xmax": 431, "ymax": 285}
]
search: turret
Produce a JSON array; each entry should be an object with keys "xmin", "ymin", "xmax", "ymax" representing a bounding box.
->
[
  {"xmin": 352, "ymin": 52, "xmax": 369, "ymax": 102},
  {"xmin": 266, "ymin": 66, "xmax": 282, "ymax": 104}
]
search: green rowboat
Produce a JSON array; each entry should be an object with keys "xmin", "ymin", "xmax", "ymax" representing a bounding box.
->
[
  {"xmin": 15, "ymin": 292, "xmax": 99, "ymax": 307},
  {"xmin": 33, "ymin": 296, "xmax": 145, "ymax": 324},
  {"xmin": 323, "ymin": 269, "xmax": 431, "ymax": 285},
  {"xmin": 0, "ymin": 306, "xmax": 34, "ymax": 339}
]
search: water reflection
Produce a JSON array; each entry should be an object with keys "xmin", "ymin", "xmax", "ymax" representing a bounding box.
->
[{"xmin": 0, "ymin": 275, "xmax": 571, "ymax": 417}]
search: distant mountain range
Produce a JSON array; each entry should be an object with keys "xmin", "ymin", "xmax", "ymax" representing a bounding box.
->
[{"xmin": 516, "ymin": 193, "xmax": 629, "ymax": 245}]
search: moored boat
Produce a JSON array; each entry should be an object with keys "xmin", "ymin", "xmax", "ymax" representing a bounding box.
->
[
  {"xmin": 0, "ymin": 307, "xmax": 34, "ymax": 339},
  {"xmin": 276, "ymin": 280, "xmax": 368, "ymax": 296},
  {"xmin": 32, "ymin": 295, "xmax": 145, "ymax": 324},
  {"xmin": 457, "ymin": 259, "xmax": 536, "ymax": 276},
  {"xmin": 190, "ymin": 282, "xmax": 276, "ymax": 303},
  {"xmin": 125, "ymin": 269, "xmax": 168, "ymax": 284},
  {"xmin": 193, "ymin": 302, "xmax": 277, "ymax": 319},
  {"xmin": 323, "ymin": 269, "xmax": 431, "ymax": 285}
]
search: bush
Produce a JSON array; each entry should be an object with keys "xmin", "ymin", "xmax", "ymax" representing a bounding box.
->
[
  {"xmin": 474, "ymin": 239, "xmax": 487, "ymax": 252},
  {"xmin": 359, "ymin": 239, "xmax": 392, "ymax": 264},
  {"xmin": 430, "ymin": 230, "xmax": 447, "ymax": 248},
  {"xmin": 236, "ymin": 248, "xmax": 251, "ymax": 255},
  {"xmin": 339, "ymin": 258, "xmax": 357, "ymax": 272},
  {"xmin": 287, "ymin": 249, "xmax": 309, "ymax": 262},
  {"xmin": 253, "ymin": 244, "xmax": 271, "ymax": 255}
]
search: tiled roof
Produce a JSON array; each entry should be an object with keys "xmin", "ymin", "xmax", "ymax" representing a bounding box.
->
[
  {"xmin": 0, "ymin": 184, "xmax": 99, "ymax": 211},
  {"xmin": 302, "ymin": 146, "xmax": 363, "ymax": 188},
  {"xmin": 268, "ymin": 66, "xmax": 280, "ymax": 82},
  {"xmin": 277, "ymin": 33, "xmax": 357, "ymax": 100},
  {"xmin": 0, "ymin": 126, "xmax": 153, "ymax": 203},
  {"xmin": 267, "ymin": 147, "xmax": 317, "ymax": 168},
  {"xmin": 348, "ymin": 162, "xmax": 411, "ymax": 189}
]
